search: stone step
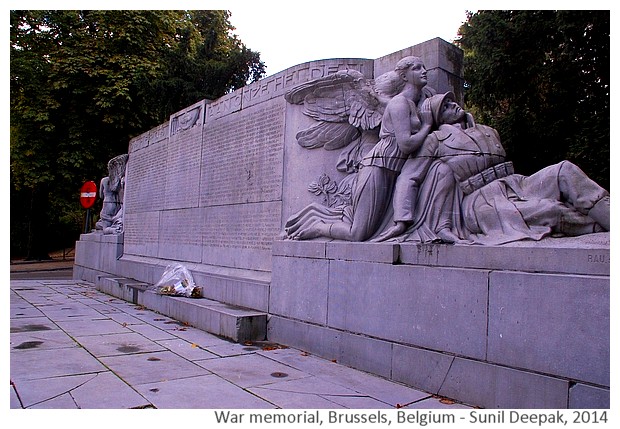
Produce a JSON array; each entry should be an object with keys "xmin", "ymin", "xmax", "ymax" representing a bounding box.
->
[{"xmin": 96, "ymin": 276, "xmax": 266, "ymax": 343}]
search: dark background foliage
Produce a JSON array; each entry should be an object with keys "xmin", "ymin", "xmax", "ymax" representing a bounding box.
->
[
  {"xmin": 455, "ymin": 10, "xmax": 609, "ymax": 190},
  {"xmin": 10, "ymin": 10, "xmax": 265, "ymax": 259}
]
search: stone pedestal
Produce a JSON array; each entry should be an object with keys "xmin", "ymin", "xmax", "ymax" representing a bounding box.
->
[
  {"xmin": 73, "ymin": 232, "xmax": 124, "ymax": 283},
  {"xmin": 268, "ymin": 233, "xmax": 610, "ymax": 409}
]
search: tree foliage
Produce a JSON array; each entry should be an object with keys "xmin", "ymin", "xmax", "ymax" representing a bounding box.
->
[
  {"xmin": 10, "ymin": 10, "xmax": 265, "ymax": 258},
  {"xmin": 455, "ymin": 10, "xmax": 609, "ymax": 190}
]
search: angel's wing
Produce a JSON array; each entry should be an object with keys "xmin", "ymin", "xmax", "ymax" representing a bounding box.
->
[{"xmin": 285, "ymin": 70, "xmax": 386, "ymax": 150}]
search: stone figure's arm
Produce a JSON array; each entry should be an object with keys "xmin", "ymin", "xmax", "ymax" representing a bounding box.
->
[
  {"xmin": 414, "ymin": 132, "xmax": 441, "ymax": 182},
  {"xmin": 99, "ymin": 177, "xmax": 107, "ymax": 200},
  {"xmin": 391, "ymin": 97, "xmax": 433, "ymax": 155}
]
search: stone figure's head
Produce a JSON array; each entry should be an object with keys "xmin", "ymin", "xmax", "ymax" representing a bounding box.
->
[
  {"xmin": 428, "ymin": 92, "xmax": 465, "ymax": 126},
  {"xmin": 374, "ymin": 56, "xmax": 427, "ymax": 97}
]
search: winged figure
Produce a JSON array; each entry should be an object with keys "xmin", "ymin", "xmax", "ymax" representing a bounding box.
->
[
  {"xmin": 285, "ymin": 67, "xmax": 435, "ymax": 173},
  {"xmin": 284, "ymin": 56, "xmax": 437, "ymax": 241}
]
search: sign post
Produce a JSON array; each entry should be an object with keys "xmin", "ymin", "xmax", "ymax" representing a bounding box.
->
[{"xmin": 80, "ymin": 181, "xmax": 97, "ymax": 233}]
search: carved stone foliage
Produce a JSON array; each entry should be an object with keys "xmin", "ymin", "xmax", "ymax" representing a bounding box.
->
[{"xmin": 308, "ymin": 173, "xmax": 352, "ymax": 208}]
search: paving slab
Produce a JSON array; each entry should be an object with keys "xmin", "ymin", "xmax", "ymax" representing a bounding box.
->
[
  {"xmin": 195, "ymin": 353, "xmax": 309, "ymax": 388},
  {"xmin": 10, "ymin": 303, "xmax": 45, "ymax": 319},
  {"xmin": 10, "ymin": 347, "xmax": 108, "ymax": 382},
  {"xmin": 156, "ymin": 338, "xmax": 220, "ymax": 361},
  {"xmin": 128, "ymin": 311, "xmax": 189, "ymax": 330},
  {"xmin": 37, "ymin": 302, "xmax": 104, "ymax": 321},
  {"xmin": 105, "ymin": 311, "xmax": 148, "ymax": 326},
  {"xmin": 10, "ymin": 390, "xmax": 21, "ymax": 409},
  {"xmin": 204, "ymin": 341, "xmax": 265, "ymax": 357},
  {"xmin": 76, "ymin": 331, "xmax": 167, "ymax": 357},
  {"xmin": 247, "ymin": 376, "xmax": 386, "ymax": 409},
  {"xmin": 165, "ymin": 325, "xmax": 230, "ymax": 347},
  {"xmin": 54, "ymin": 317, "xmax": 132, "ymax": 337},
  {"xmin": 259, "ymin": 348, "xmax": 430, "ymax": 407},
  {"xmin": 127, "ymin": 322, "xmax": 179, "ymax": 341},
  {"xmin": 323, "ymin": 394, "xmax": 396, "ymax": 409},
  {"xmin": 403, "ymin": 397, "xmax": 473, "ymax": 409},
  {"xmin": 12, "ymin": 372, "xmax": 150, "ymax": 409},
  {"xmin": 100, "ymin": 350, "xmax": 210, "ymax": 386},
  {"xmin": 10, "ymin": 316, "xmax": 59, "ymax": 333},
  {"xmin": 248, "ymin": 385, "xmax": 348, "ymax": 409},
  {"xmin": 135, "ymin": 374, "xmax": 275, "ymax": 409},
  {"xmin": 29, "ymin": 392, "xmax": 80, "ymax": 409},
  {"xmin": 10, "ymin": 328, "xmax": 79, "ymax": 351}
]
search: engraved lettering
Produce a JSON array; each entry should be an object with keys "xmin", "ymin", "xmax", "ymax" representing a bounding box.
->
[{"xmin": 587, "ymin": 254, "xmax": 609, "ymax": 264}]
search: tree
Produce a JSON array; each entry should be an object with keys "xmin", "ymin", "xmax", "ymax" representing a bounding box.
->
[
  {"xmin": 10, "ymin": 10, "xmax": 265, "ymax": 259},
  {"xmin": 455, "ymin": 10, "xmax": 609, "ymax": 190}
]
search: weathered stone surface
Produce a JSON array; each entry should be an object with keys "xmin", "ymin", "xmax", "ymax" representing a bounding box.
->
[
  {"xmin": 400, "ymin": 233, "xmax": 610, "ymax": 276},
  {"xmin": 96, "ymin": 277, "xmax": 266, "ymax": 343},
  {"xmin": 267, "ymin": 316, "xmax": 341, "ymax": 362},
  {"xmin": 158, "ymin": 208, "xmax": 204, "ymax": 263},
  {"xmin": 487, "ymin": 271, "xmax": 609, "ymax": 385},
  {"xmin": 328, "ymin": 260, "xmax": 489, "ymax": 359},
  {"xmin": 374, "ymin": 38, "xmax": 464, "ymax": 102},
  {"xmin": 270, "ymin": 255, "xmax": 329, "ymax": 325},
  {"xmin": 391, "ymin": 344, "xmax": 455, "ymax": 394},
  {"xmin": 438, "ymin": 358, "xmax": 569, "ymax": 409},
  {"xmin": 569, "ymin": 384, "xmax": 610, "ymax": 409}
]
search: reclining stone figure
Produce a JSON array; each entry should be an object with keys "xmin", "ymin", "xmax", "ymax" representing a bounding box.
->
[{"xmin": 391, "ymin": 92, "xmax": 610, "ymax": 245}]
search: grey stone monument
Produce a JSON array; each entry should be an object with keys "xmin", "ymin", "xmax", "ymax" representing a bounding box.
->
[{"xmin": 73, "ymin": 38, "xmax": 609, "ymax": 409}]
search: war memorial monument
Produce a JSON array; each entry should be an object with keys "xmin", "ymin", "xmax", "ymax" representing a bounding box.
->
[{"xmin": 73, "ymin": 37, "xmax": 610, "ymax": 409}]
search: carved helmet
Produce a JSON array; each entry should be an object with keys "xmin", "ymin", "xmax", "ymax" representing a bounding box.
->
[{"xmin": 428, "ymin": 91, "xmax": 456, "ymax": 125}]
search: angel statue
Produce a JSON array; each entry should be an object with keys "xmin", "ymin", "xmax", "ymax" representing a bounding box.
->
[
  {"xmin": 95, "ymin": 153, "xmax": 128, "ymax": 234},
  {"xmin": 284, "ymin": 56, "xmax": 436, "ymax": 241}
]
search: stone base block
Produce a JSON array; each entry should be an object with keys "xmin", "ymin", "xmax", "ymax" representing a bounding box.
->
[
  {"xmin": 73, "ymin": 234, "xmax": 271, "ymax": 311},
  {"xmin": 96, "ymin": 276, "xmax": 267, "ymax": 343},
  {"xmin": 269, "ymin": 235, "xmax": 610, "ymax": 409}
]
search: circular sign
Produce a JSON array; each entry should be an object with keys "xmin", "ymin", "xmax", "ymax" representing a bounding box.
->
[{"xmin": 80, "ymin": 181, "xmax": 98, "ymax": 209}]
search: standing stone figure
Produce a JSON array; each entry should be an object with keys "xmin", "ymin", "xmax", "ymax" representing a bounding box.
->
[
  {"xmin": 95, "ymin": 153, "xmax": 128, "ymax": 234},
  {"xmin": 285, "ymin": 56, "xmax": 435, "ymax": 241},
  {"xmin": 398, "ymin": 92, "xmax": 610, "ymax": 244}
]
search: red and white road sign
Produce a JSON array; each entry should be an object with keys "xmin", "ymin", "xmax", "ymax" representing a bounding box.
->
[{"xmin": 80, "ymin": 181, "xmax": 98, "ymax": 209}]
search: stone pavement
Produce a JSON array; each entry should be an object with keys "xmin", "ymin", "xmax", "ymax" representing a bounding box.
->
[{"xmin": 10, "ymin": 277, "xmax": 475, "ymax": 410}]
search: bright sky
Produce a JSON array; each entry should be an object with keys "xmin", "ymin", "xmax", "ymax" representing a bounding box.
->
[
  {"xmin": 226, "ymin": 3, "xmax": 470, "ymax": 77},
  {"xmin": 10, "ymin": 1, "xmax": 616, "ymax": 78},
  {"xmin": 220, "ymin": 0, "xmax": 615, "ymax": 77}
]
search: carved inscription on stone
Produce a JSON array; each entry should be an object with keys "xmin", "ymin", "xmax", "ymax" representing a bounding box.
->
[
  {"xmin": 170, "ymin": 105, "xmax": 202, "ymax": 136},
  {"xmin": 242, "ymin": 59, "xmax": 374, "ymax": 109},
  {"xmin": 149, "ymin": 121, "xmax": 169, "ymax": 144},
  {"xmin": 587, "ymin": 253, "xmax": 609, "ymax": 264},
  {"xmin": 124, "ymin": 139, "xmax": 167, "ymax": 213},
  {"xmin": 202, "ymin": 201, "xmax": 282, "ymax": 251},
  {"xmin": 158, "ymin": 208, "xmax": 203, "ymax": 262},
  {"xmin": 164, "ymin": 127, "xmax": 202, "ymax": 209},
  {"xmin": 206, "ymin": 90, "xmax": 242, "ymax": 122},
  {"xmin": 123, "ymin": 211, "xmax": 160, "ymax": 257},
  {"xmin": 201, "ymin": 100, "xmax": 285, "ymax": 206},
  {"xmin": 129, "ymin": 131, "xmax": 149, "ymax": 153}
]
